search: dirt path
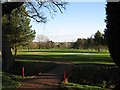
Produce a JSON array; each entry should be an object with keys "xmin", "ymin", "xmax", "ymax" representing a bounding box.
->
[{"xmin": 18, "ymin": 62, "xmax": 72, "ymax": 89}]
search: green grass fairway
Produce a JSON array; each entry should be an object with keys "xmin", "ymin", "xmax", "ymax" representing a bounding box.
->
[{"xmin": 16, "ymin": 49, "xmax": 114, "ymax": 65}]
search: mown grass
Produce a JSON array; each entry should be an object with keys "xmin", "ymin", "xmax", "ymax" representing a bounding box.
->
[
  {"xmin": 15, "ymin": 49, "xmax": 113, "ymax": 65},
  {"xmin": 17, "ymin": 49, "xmax": 109, "ymax": 54}
]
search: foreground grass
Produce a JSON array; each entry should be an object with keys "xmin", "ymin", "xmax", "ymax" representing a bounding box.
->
[
  {"xmin": 60, "ymin": 82, "xmax": 105, "ymax": 90},
  {"xmin": 68, "ymin": 64, "xmax": 119, "ymax": 89},
  {"xmin": 2, "ymin": 72, "xmax": 21, "ymax": 88}
]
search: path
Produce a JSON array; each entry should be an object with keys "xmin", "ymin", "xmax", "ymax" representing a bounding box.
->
[{"xmin": 18, "ymin": 62, "xmax": 72, "ymax": 89}]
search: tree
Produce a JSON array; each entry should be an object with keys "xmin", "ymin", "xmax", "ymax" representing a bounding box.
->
[
  {"xmin": 73, "ymin": 38, "xmax": 86, "ymax": 49},
  {"xmin": 2, "ymin": 1, "xmax": 68, "ymax": 72},
  {"xmin": 37, "ymin": 34, "xmax": 50, "ymax": 49},
  {"xmin": 85, "ymin": 37, "xmax": 95, "ymax": 49},
  {"xmin": 105, "ymin": 2, "xmax": 120, "ymax": 67},
  {"xmin": 44, "ymin": 41, "xmax": 55, "ymax": 49},
  {"xmin": 28, "ymin": 42, "xmax": 38, "ymax": 49},
  {"xmin": 2, "ymin": 6, "xmax": 36, "ymax": 56},
  {"xmin": 72, "ymin": 31, "xmax": 106, "ymax": 51},
  {"xmin": 37, "ymin": 34, "xmax": 49, "ymax": 42},
  {"xmin": 94, "ymin": 30, "xmax": 104, "ymax": 52}
]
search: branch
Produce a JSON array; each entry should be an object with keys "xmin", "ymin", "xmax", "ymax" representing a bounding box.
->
[
  {"xmin": 53, "ymin": 2, "xmax": 63, "ymax": 13},
  {"xmin": 27, "ymin": 2, "xmax": 47, "ymax": 23},
  {"xmin": 2, "ymin": 1, "xmax": 68, "ymax": 23}
]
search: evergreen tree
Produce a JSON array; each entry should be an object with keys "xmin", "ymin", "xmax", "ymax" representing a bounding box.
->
[
  {"xmin": 85, "ymin": 37, "xmax": 95, "ymax": 49},
  {"xmin": 105, "ymin": 2, "xmax": 120, "ymax": 67},
  {"xmin": 94, "ymin": 30, "xmax": 104, "ymax": 52},
  {"xmin": 2, "ymin": 6, "xmax": 36, "ymax": 56}
]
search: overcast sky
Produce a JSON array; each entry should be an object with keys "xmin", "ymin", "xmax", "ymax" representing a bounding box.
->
[{"xmin": 31, "ymin": 2, "xmax": 106, "ymax": 42}]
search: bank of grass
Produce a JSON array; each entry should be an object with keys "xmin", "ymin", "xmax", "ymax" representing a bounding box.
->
[
  {"xmin": 2, "ymin": 72, "xmax": 21, "ymax": 88},
  {"xmin": 68, "ymin": 64, "xmax": 119, "ymax": 89},
  {"xmin": 60, "ymin": 82, "xmax": 105, "ymax": 90}
]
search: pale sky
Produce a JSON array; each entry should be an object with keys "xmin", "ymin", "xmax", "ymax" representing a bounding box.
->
[{"xmin": 31, "ymin": 2, "xmax": 106, "ymax": 42}]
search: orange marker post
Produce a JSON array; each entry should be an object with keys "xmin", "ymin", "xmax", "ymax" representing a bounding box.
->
[
  {"xmin": 22, "ymin": 67, "xmax": 24, "ymax": 78},
  {"xmin": 64, "ymin": 70, "xmax": 68, "ymax": 84}
]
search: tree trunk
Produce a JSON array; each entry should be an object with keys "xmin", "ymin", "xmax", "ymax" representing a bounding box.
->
[
  {"xmin": 14, "ymin": 46, "xmax": 17, "ymax": 56},
  {"xmin": 97, "ymin": 48, "xmax": 100, "ymax": 52},
  {"xmin": 2, "ymin": 2, "xmax": 24, "ymax": 72},
  {"xmin": 2, "ymin": 36, "xmax": 15, "ymax": 72}
]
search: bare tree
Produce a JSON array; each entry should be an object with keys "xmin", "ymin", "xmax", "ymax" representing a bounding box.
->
[
  {"xmin": 37, "ymin": 34, "xmax": 49, "ymax": 42},
  {"xmin": 37, "ymin": 34, "xmax": 49, "ymax": 49}
]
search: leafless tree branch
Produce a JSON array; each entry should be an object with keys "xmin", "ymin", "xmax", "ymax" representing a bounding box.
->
[{"xmin": 2, "ymin": 0, "xmax": 68, "ymax": 23}]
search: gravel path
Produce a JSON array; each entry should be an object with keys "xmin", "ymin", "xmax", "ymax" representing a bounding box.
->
[{"xmin": 18, "ymin": 62, "xmax": 72, "ymax": 89}]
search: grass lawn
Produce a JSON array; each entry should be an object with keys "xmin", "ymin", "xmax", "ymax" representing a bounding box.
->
[
  {"xmin": 3, "ymin": 49, "xmax": 119, "ymax": 89},
  {"xmin": 16, "ymin": 49, "xmax": 113, "ymax": 65}
]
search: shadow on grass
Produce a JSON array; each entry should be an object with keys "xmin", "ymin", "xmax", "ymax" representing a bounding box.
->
[
  {"xmin": 15, "ymin": 54, "xmax": 113, "ymax": 63},
  {"xmin": 10, "ymin": 61, "xmax": 58, "ymax": 76},
  {"xmin": 13, "ymin": 53, "xmax": 115, "ymax": 78},
  {"xmin": 69, "ymin": 63, "xmax": 120, "ymax": 89}
]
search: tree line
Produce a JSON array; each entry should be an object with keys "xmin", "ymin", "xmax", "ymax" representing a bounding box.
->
[
  {"xmin": 72, "ymin": 30, "xmax": 107, "ymax": 52},
  {"xmin": 28, "ymin": 30, "xmax": 108, "ymax": 52}
]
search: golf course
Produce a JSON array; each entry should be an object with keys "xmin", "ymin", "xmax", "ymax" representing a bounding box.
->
[
  {"xmin": 2, "ymin": 1, "xmax": 120, "ymax": 90},
  {"xmin": 2, "ymin": 49, "xmax": 120, "ymax": 90}
]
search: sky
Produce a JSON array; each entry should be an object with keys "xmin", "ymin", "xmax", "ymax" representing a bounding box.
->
[{"xmin": 31, "ymin": 2, "xmax": 106, "ymax": 42}]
